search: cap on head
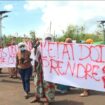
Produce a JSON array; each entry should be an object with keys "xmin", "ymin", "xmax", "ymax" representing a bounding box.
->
[{"xmin": 18, "ymin": 42, "xmax": 26, "ymax": 48}]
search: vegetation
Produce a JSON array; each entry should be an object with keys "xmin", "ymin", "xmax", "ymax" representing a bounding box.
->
[
  {"xmin": 0, "ymin": 24, "xmax": 104, "ymax": 47},
  {"xmin": 56, "ymin": 25, "xmax": 103, "ymax": 43}
]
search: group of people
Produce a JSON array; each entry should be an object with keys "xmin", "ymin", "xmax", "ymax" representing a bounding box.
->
[
  {"xmin": 0, "ymin": 37, "xmax": 18, "ymax": 78},
  {"xmin": 56, "ymin": 38, "xmax": 94, "ymax": 97},
  {"xmin": 16, "ymin": 36, "xmax": 55, "ymax": 105},
  {"xmin": 0, "ymin": 36, "xmax": 94, "ymax": 105}
]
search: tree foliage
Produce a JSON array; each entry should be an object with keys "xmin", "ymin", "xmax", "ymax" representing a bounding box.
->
[{"xmin": 56, "ymin": 25, "xmax": 103, "ymax": 43}]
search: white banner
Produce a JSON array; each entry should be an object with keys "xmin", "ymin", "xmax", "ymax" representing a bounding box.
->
[
  {"xmin": 41, "ymin": 42, "xmax": 105, "ymax": 92},
  {"xmin": 0, "ymin": 45, "xmax": 18, "ymax": 67}
]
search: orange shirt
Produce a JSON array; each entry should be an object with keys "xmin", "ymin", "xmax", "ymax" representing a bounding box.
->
[{"xmin": 16, "ymin": 50, "xmax": 32, "ymax": 69}]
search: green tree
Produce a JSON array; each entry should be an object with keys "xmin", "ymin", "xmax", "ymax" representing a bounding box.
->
[
  {"xmin": 56, "ymin": 24, "xmax": 102, "ymax": 43},
  {"xmin": 30, "ymin": 31, "xmax": 36, "ymax": 40},
  {"xmin": 57, "ymin": 25, "xmax": 85, "ymax": 42}
]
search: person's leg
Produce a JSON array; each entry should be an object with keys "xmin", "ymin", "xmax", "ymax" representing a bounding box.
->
[
  {"xmin": 8, "ymin": 68, "xmax": 13, "ymax": 78},
  {"xmin": 31, "ymin": 70, "xmax": 43, "ymax": 103},
  {"xmin": 0, "ymin": 68, "xmax": 2, "ymax": 74},
  {"xmin": 30, "ymin": 96, "xmax": 40, "ymax": 103},
  {"xmin": 44, "ymin": 82, "xmax": 55, "ymax": 105},
  {"xmin": 19, "ymin": 70, "xmax": 29, "ymax": 99},
  {"xmin": 80, "ymin": 89, "xmax": 89, "ymax": 97},
  {"xmin": 23, "ymin": 67, "xmax": 32, "ymax": 99},
  {"xmin": 12, "ymin": 68, "xmax": 18, "ymax": 78},
  {"xmin": 19, "ymin": 70, "xmax": 26, "ymax": 92},
  {"xmin": 57, "ymin": 84, "xmax": 69, "ymax": 93},
  {"xmin": 24, "ymin": 67, "xmax": 32, "ymax": 93}
]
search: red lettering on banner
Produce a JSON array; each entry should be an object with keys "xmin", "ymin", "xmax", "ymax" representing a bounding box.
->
[
  {"xmin": 41, "ymin": 42, "xmax": 103, "ymax": 88},
  {"xmin": 102, "ymin": 66, "xmax": 105, "ymax": 88},
  {"xmin": 76, "ymin": 64, "xmax": 86, "ymax": 78},
  {"xmin": 68, "ymin": 44, "xmax": 75, "ymax": 60},
  {"xmin": 57, "ymin": 60, "xmax": 64, "ymax": 75},
  {"xmin": 41, "ymin": 41, "xmax": 48, "ymax": 58},
  {"xmin": 102, "ymin": 76, "xmax": 105, "ymax": 88},
  {"xmin": 89, "ymin": 45, "xmax": 105, "ymax": 63},
  {"xmin": 0, "ymin": 58, "xmax": 6, "ymax": 63},
  {"xmin": 57, "ymin": 42, "xmax": 59, "ymax": 59},
  {"xmin": 7, "ymin": 45, "xmax": 18, "ymax": 64},
  {"xmin": 50, "ymin": 59, "xmax": 60, "ymax": 76},
  {"xmin": 44, "ymin": 57, "xmax": 101, "ymax": 82},
  {"xmin": 48, "ymin": 42, "xmax": 55, "ymax": 58},
  {"xmin": 92, "ymin": 65, "xmax": 100, "ymax": 81},
  {"xmin": 79, "ymin": 44, "xmax": 90, "ymax": 60},
  {"xmin": 25, "ymin": 41, "xmax": 32, "ymax": 51},
  {"xmin": 42, "ymin": 57, "xmax": 49, "ymax": 67},
  {"xmin": 0, "ymin": 48, "xmax": 3, "ymax": 57},
  {"xmin": 85, "ymin": 63, "xmax": 92, "ymax": 79},
  {"xmin": 90, "ymin": 45, "xmax": 100, "ymax": 62},
  {"xmin": 97, "ymin": 45, "xmax": 105, "ymax": 63},
  {"xmin": 79, "ymin": 44, "xmax": 105, "ymax": 63},
  {"xmin": 62, "ymin": 43, "xmax": 75, "ymax": 60},
  {"xmin": 0, "ymin": 48, "xmax": 7, "ymax": 64},
  {"xmin": 0, "ymin": 48, "xmax": 7, "ymax": 58},
  {"xmin": 65, "ymin": 61, "xmax": 76, "ymax": 76},
  {"xmin": 8, "ymin": 45, "xmax": 17, "ymax": 57},
  {"xmin": 102, "ymin": 66, "xmax": 105, "ymax": 73},
  {"xmin": 62, "ymin": 44, "xmax": 70, "ymax": 60}
]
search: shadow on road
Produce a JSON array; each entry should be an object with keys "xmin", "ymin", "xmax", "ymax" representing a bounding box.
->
[
  {"xmin": 0, "ymin": 79, "xmax": 21, "ymax": 84},
  {"xmin": 0, "ymin": 74, "xmax": 9, "ymax": 78},
  {"xmin": 55, "ymin": 89, "xmax": 105, "ymax": 97},
  {"xmin": 53, "ymin": 100, "xmax": 84, "ymax": 105},
  {"xmin": 89, "ymin": 90, "xmax": 105, "ymax": 96},
  {"xmin": 55, "ymin": 89, "xmax": 82, "ymax": 96}
]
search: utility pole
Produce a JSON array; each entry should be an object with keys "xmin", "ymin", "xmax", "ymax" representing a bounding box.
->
[
  {"xmin": 49, "ymin": 21, "xmax": 53, "ymax": 40},
  {"xmin": 97, "ymin": 20, "xmax": 105, "ymax": 44},
  {"xmin": 49, "ymin": 21, "xmax": 52, "ymax": 34}
]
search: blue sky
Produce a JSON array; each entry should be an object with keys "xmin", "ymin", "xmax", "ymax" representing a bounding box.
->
[
  {"xmin": 0, "ymin": 1, "xmax": 105, "ymax": 38},
  {"xmin": 0, "ymin": 1, "xmax": 43, "ymax": 37}
]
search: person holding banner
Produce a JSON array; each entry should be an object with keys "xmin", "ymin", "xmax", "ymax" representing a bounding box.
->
[
  {"xmin": 80, "ymin": 38, "xmax": 93, "ymax": 97},
  {"xmin": 30, "ymin": 37, "xmax": 55, "ymax": 105},
  {"xmin": 57, "ymin": 38, "xmax": 72, "ymax": 93},
  {"xmin": 0, "ymin": 45, "xmax": 3, "ymax": 74},
  {"xmin": 0, "ymin": 68, "xmax": 2, "ymax": 74},
  {"xmin": 16, "ymin": 42, "xmax": 32, "ymax": 99},
  {"xmin": 9, "ymin": 37, "xmax": 18, "ymax": 78}
]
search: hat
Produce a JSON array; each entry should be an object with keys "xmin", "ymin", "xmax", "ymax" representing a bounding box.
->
[
  {"xmin": 18, "ymin": 42, "xmax": 26, "ymax": 48},
  {"xmin": 45, "ymin": 33, "xmax": 53, "ymax": 41},
  {"xmin": 85, "ymin": 39, "xmax": 93, "ymax": 44}
]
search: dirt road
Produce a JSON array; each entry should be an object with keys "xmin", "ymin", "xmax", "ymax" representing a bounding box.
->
[{"xmin": 0, "ymin": 69, "xmax": 105, "ymax": 105}]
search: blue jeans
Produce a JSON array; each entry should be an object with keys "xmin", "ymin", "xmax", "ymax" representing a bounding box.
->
[{"xmin": 19, "ymin": 67, "xmax": 32, "ymax": 93}]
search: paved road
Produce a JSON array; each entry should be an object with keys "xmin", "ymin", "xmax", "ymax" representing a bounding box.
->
[{"xmin": 0, "ymin": 69, "xmax": 105, "ymax": 105}]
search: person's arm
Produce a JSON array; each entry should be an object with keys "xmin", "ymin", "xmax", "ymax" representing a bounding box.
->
[{"xmin": 16, "ymin": 54, "xmax": 19, "ymax": 69}]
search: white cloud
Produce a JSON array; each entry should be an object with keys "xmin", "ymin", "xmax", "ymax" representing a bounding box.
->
[
  {"xmin": 4, "ymin": 4, "xmax": 13, "ymax": 11},
  {"xmin": 24, "ymin": 1, "xmax": 46, "ymax": 11},
  {"xmin": 24, "ymin": 1, "xmax": 105, "ymax": 38}
]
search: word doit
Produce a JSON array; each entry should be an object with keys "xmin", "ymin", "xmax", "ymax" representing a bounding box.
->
[{"xmin": 41, "ymin": 42, "xmax": 105, "ymax": 92}]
